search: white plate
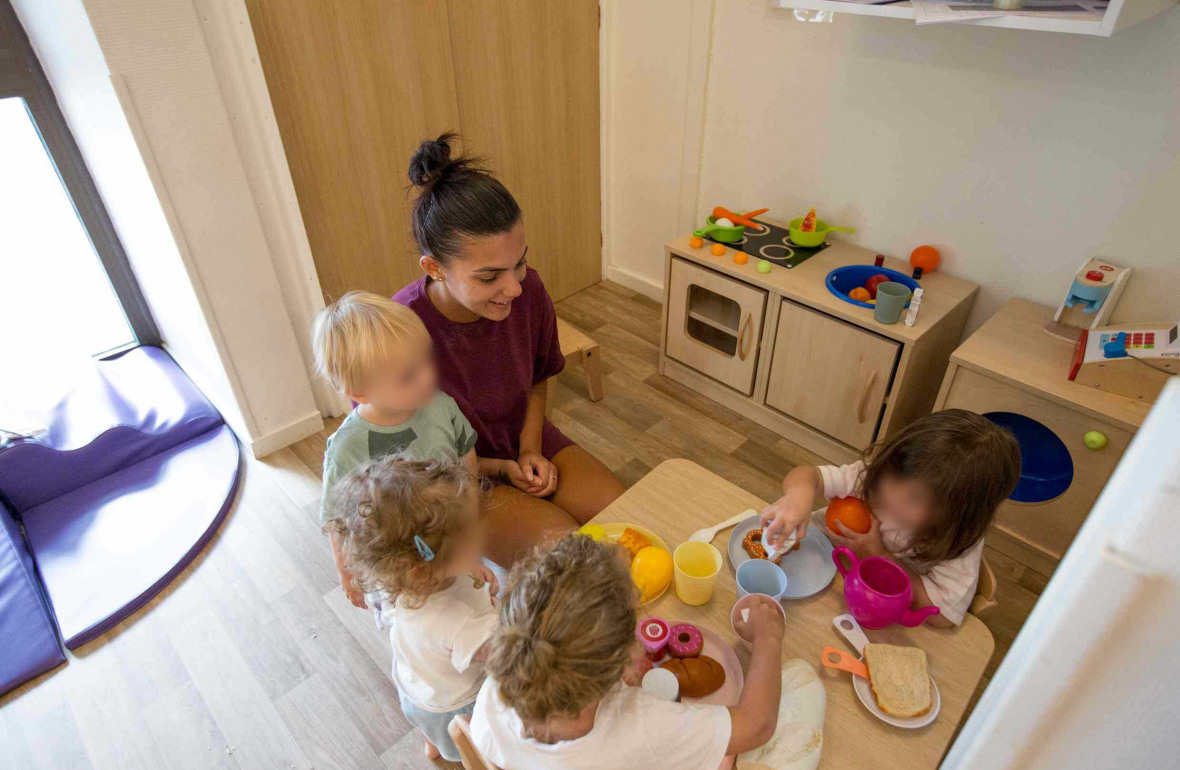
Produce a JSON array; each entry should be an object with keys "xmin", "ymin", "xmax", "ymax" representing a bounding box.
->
[
  {"xmin": 831, "ymin": 613, "xmax": 941, "ymax": 729},
  {"xmin": 852, "ymin": 670, "xmax": 941, "ymax": 729},
  {"xmin": 727, "ymin": 514, "xmax": 836, "ymax": 599}
]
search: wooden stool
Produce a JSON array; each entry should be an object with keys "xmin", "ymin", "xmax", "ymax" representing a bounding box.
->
[
  {"xmin": 969, "ymin": 554, "xmax": 999, "ymax": 618},
  {"xmin": 448, "ymin": 713, "xmax": 500, "ymax": 770},
  {"xmin": 548, "ymin": 319, "xmax": 603, "ymax": 415}
]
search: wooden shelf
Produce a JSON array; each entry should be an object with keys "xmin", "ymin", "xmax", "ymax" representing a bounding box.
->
[
  {"xmin": 686, "ymin": 309, "xmax": 739, "ymax": 337},
  {"xmin": 771, "ymin": 0, "xmax": 1177, "ymax": 36}
]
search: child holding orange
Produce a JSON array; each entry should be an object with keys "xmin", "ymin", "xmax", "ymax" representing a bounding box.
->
[{"xmin": 760, "ymin": 410, "xmax": 1021, "ymax": 627}]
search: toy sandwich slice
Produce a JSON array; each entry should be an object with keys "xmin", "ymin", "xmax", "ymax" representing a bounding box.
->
[{"xmin": 863, "ymin": 643, "xmax": 932, "ymax": 719}]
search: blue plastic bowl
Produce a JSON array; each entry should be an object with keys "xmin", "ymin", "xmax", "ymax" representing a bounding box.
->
[{"xmin": 826, "ymin": 266, "xmax": 920, "ymax": 309}]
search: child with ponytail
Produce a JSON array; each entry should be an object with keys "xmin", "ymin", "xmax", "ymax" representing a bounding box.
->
[{"xmin": 470, "ymin": 535, "xmax": 785, "ymax": 769}]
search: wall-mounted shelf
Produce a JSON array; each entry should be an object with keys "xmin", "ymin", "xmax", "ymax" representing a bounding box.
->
[{"xmin": 771, "ymin": 0, "xmax": 1177, "ymax": 36}]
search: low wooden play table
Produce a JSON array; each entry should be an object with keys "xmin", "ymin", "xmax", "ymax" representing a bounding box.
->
[{"xmin": 592, "ymin": 459, "xmax": 994, "ymax": 769}]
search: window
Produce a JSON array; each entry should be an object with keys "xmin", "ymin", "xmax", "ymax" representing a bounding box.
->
[{"xmin": 1, "ymin": 2, "xmax": 158, "ymax": 367}]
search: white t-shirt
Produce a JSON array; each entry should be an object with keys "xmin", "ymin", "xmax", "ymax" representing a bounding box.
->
[
  {"xmin": 387, "ymin": 577, "xmax": 499, "ymax": 712},
  {"xmin": 818, "ymin": 461, "xmax": 982, "ymax": 625},
  {"xmin": 471, "ymin": 679, "xmax": 732, "ymax": 770}
]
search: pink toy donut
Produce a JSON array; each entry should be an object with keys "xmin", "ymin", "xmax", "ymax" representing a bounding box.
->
[
  {"xmin": 667, "ymin": 623, "xmax": 704, "ymax": 659},
  {"xmin": 637, "ymin": 617, "xmax": 671, "ymax": 661}
]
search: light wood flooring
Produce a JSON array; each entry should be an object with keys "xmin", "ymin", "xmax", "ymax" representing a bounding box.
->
[{"xmin": 0, "ymin": 281, "xmax": 1047, "ymax": 769}]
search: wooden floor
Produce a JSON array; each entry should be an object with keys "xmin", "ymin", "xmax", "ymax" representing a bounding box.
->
[{"xmin": 0, "ymin": 280, "xmax": 1047, "ymax": 769}]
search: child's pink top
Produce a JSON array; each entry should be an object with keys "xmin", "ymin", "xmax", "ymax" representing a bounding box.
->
[
  {"xmin": 819, "ymin": 461, "xmax": 983, "ymax": 625},
  {"xmin": 394, "ymin": 268, "xmax": 574, "ymax": 461}
]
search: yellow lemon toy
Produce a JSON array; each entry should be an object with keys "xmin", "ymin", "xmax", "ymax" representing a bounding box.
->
[
  {"xmin": 631, "ymin": 546, "xmax": 674, "ymax": 602},
  {"xmin": 577, "ymin": 523, "xmax": 608, "ymax": 542}
]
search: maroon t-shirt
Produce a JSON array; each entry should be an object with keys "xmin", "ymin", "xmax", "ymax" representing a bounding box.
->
[{"xmin": 393, "ymin": 268, "xmax": 574, "ymax": 461}]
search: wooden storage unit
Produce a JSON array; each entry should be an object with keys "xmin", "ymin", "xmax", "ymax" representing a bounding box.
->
[
  {"xmin": 934, "ymin": 298, "xmax": 1150, "ymax": 575},
  {"xmin": 765, "ymin": 301, "xmax": 900, "ymax": 448},
  {"xmin": 659, "ymin": 229, "xmax": 978, "ymax": 463}
]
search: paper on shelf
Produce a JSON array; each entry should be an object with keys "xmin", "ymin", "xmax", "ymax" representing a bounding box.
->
[{"xmin": 908, "ymin": 0, "xmax": 1107, "ymax": 24}]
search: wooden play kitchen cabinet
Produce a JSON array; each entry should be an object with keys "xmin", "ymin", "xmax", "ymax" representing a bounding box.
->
[
  {"xmin": 660, "ymin": 228, "xmax": 979, "ymax": 463},
  {"xmin": 934, "ymin": 299, "xmax": 1151, "ymax": 575}
]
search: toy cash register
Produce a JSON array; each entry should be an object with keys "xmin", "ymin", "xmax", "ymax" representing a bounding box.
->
[{"xmin": 1070, "ymin": 322, "xmax": 1179, "ymax": 404}]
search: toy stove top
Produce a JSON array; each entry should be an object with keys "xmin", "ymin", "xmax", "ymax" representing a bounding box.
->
[{"xmin": 704, "ymin": 218, "xmax": 830, "ymax": 269}]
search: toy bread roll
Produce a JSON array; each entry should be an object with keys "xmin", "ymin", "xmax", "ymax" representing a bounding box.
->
[{"xmin": 660, "ymin": 655, "xmax": 726, "ymax": 698}]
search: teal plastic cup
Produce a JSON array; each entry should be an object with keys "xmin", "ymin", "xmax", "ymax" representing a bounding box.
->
[{"xmin": 874, "ymin": 282, "xmax": 909, "ymax": 324}]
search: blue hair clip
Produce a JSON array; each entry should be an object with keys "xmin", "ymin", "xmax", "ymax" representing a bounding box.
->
[{"xmin": 413, "ymin": 535, "xmax": 435, "ymax": 562}]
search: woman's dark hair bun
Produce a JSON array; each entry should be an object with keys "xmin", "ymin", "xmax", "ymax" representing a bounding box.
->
[
  {"xmin": 407, "ymin": 131, "xmax": 521, "ymax": 263},
  {"xmin": 408, "ymin": 132, "xmax": 464, "ymax": 188}
]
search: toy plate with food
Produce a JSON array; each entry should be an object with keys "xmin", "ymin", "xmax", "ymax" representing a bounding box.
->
[
  {"xmin": 727, "ymin": 512, "xmax": 835, "ymax": 599},
  {"xmin": 639, "ymin": 619, "xmax": 744, "ymax": 707},
  {"xmin": 824, "ymin": 614, "xmax": 941, "ymax": 728},
  {"xmin": 587, "ymin": 523, "xmax": 672, "ymax": 605}
]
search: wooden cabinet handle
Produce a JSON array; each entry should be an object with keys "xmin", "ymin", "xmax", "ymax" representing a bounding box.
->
[
  {"xmin": 856, "ymin": 370, "xmax": 879, "ymax": 424},
  {"xmin": 737, "ymin": 312, "xmax": 752, "ymax": 361}
]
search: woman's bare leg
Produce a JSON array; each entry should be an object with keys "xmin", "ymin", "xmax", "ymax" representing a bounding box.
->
[
  {"xmin": 484, "ymin": 484, "xmax": 577, "ymax": 567},
  {"xmin": 549, "ymin": 446, "xmax": 627, "ymax": 526}
]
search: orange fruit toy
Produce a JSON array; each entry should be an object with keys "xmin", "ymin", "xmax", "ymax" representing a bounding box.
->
[
  {"xmin": 848, "ymin": 287, "xmax": 872, "ymax": 302},
  {"xmin": 910, "ymin": 245, "xmax": 940, "ymax": 273},
  {"xmin": 710, "ymin": 243, "xmax": 726, "ymax": 257},
  {"xmin": 825, "ymin": 497, "xmax": 872, "ymax": 535},
  {"xmin": 631, "ymin": 546, "xmax": 674, "ymax": 602}
]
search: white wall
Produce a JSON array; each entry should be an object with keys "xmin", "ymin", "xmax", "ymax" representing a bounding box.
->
[
  {"xmin": 603, "ymin": 0, "xmax": 1180, "ymax": 334},
  {"xmin": 13, "ymin": 0, "xmax": 329, "ymax": 456}
]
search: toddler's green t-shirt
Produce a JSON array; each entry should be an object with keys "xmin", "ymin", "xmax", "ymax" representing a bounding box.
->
[{"xmin": 319, "ymin": 391, "xmax": 477, "ymax": 525}]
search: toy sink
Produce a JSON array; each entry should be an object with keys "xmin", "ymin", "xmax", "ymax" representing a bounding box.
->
[{"xmin": 826, "ymin": 266, "xmax": 920, "ymax": 309}]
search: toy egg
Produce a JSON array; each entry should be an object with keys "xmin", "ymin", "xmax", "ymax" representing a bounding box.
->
[
  {"xmin": 715, "ymin": 217, "xmax": 735, "ymax": 228},
  {"xmin": 577, "ymin": 523, "xmax": 607, "ymax": 542}
]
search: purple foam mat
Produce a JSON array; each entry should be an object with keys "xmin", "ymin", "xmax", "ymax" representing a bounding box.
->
[
  {"xmin": 0, "ymin": 500, "xmax": 65, "ymax": 695},
  {"xmin": 24, "ymin": 424, "xmax": 241, "ymax": 648},
  {"xmin": 0, "ymin": 346, "xmax": 223, "ymax": 512}
]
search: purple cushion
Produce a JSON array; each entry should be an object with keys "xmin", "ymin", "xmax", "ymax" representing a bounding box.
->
[
  {"xmin": 0, "ymin": 346, "xmax": 223, "ymax": 512},
  {"xmin": 0, "ymin": 500, "xmax": 65, "ymax": 695},
  {"xmin": 24, "ymin": 424, "xmax": 240, "ymax": 648}
]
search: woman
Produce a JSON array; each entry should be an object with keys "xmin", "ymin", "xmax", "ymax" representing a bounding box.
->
[{"xmin": 394, "ymin": 133, "xmax": 626, "ymax": 565}]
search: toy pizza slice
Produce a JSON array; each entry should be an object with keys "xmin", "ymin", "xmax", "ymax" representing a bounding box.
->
[{"xmin": 800, "ymin": 208, "xmax": 818, "ymax": 233}]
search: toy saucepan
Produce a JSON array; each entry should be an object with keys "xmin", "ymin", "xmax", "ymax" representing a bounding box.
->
[{"xmin": 788, "ymin": 218, "xmax": 856, "ymax": 248}]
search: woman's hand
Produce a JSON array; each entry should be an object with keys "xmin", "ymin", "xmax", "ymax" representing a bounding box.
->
[
  {"xmin": 517, "ymin": 450, "xmax": 558, "ymax": 498},
  {"xmin": 825, "ymin": 514, "xmax": 886, "ymax": 560}
]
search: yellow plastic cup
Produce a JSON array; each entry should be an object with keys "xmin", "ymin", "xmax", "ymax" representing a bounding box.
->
[{"xmin": 672, "ymin": 542, "xmax": 723, "ymax": 606}]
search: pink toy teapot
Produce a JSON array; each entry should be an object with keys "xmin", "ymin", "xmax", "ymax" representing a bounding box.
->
[{"xmin": 832, "ymin": 547, "xmax": 940, "ymax": 629}]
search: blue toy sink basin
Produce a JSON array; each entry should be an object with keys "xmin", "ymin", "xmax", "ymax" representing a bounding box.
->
[{"xmin": 826, "ymin": 266, "xmax": 920, "ymax": 309}]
